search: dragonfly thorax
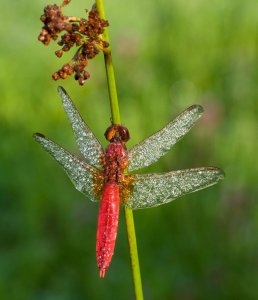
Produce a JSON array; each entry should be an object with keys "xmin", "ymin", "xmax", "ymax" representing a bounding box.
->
[{"xmin": 103, "ymin": 143, "xmax": 128, "ymax": 183}]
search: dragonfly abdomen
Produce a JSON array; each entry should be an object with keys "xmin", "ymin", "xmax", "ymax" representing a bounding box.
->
[{"xmin": 96, "ymin": 182, "xmax": 120, "ymax": 278}]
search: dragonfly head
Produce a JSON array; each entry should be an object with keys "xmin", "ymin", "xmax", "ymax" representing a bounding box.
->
[{"xmin": 105, "ymin": 125, "xmax": 130, "ymax": 143}]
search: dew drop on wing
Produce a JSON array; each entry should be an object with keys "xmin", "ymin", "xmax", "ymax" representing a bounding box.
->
[
  {"xmin": 128, "ymin": 105, "xmax": 203, "ymax": 171},
  {"xmin": 124, "ymin": 167, "xmax": 225, "ymax": 209}
]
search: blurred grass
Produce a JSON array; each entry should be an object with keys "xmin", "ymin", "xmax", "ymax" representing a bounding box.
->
[{"xmin": 1, "ymin": 0, "xmax": 258, "ymax": 299}]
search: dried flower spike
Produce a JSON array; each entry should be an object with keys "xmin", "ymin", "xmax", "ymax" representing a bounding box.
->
[{"xmin": 38, "ymin": 1, "xmax": 109, "ymax": 85}]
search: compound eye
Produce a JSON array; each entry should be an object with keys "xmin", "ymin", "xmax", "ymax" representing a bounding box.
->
[
  {"xmin": 104, "ymin": 126, "xmax": 116, "ymax": 142},
  {"xmin": 119, "ymin": 126, "xmax": 130, "ymax": 142}
]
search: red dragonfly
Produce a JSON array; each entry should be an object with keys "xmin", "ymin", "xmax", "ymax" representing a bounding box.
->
[{"xmin": 34, "ymin": 87, "xmax": 224, "ymax": 278}]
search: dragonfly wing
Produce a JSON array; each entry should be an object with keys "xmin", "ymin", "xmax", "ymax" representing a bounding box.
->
[
  {"xmin": 34, "ymin": 133, "xmax": 103, "ymax": 202},
  {"xmin": 124, "ymin": 167, "xmax": 224, "ymax": 209},
  {"xmin": 58, "ymin": 86, "xmax": 104, "ymax": 169},
  {"xmin": 127, "ymin": 105, "xmax": 203, "ymax": 171}
]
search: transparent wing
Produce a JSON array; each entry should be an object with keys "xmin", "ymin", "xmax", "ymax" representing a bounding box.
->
[
  {"xmin": 34, "ymin": 133, "xmax": 103, "ymax": 202},
  {"xmin": 58, "ymin": 86, "xmax": 104, "ymax": 169},
  {"xmin": 128, "ymin": 105, "xmax": 203, "ymax": 171},
  {"xmin": 124, "ymin": 167, "xmax": 224, "ymax": 209}
]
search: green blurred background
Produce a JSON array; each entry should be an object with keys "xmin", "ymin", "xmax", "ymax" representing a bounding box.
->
[{"xmin": 1, "ymin": 0, "xmax": 258, "ymax": 299}]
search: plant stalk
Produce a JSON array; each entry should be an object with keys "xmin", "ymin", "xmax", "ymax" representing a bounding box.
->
[
  {"xmin": 95, "ymin": 1, "xmax": 144, "ymax": 299},
  {"xmin": 95, "ymin": 0, "xmax": 120, "ymax": 125}
]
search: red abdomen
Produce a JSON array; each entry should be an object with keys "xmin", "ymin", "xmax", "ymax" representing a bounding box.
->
[{"xmin": 96, "ymin": 182, "xmax": 120, "ymax": 278}]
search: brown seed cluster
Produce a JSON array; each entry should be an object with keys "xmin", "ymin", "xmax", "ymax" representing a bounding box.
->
[{"xmin": 38, "ymin": 1, "xmax": 109, "ymax": 85}]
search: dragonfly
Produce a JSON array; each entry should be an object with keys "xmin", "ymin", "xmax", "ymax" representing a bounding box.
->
[{"xmin": 34, "ymin": 87, "xmax": 224, "ymax": 278}]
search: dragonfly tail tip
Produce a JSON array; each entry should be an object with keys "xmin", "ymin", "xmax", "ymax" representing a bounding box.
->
[{"xmin": 99, "ymin": 268, "xmax": 106, "ymax": 278}]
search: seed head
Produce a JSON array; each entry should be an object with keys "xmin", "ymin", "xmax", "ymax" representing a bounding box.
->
[{"xmin": 38, "ymin": 1, "xmax": 109, "ymax": 85}]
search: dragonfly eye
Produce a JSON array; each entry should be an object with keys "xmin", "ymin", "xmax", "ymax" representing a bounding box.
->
[
  {"xmin": 118, "ymin": 126, "xmax": 130, "ymax": 142},
  {"xmin": 105, "ymin": 125, "xmax": 130, "ymax": 143}
]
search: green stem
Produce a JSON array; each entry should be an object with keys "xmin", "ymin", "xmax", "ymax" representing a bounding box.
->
[
  {"xmin": 124, "ymin": 208, "xmax": 144, "ymax": 300},
  {"xmin": 95, "ymin": 0, "xmax": 120, "ymax": 125},
  {"xmin": 95, "ymin": 1, "xmax": 144, "ymax": 299}
]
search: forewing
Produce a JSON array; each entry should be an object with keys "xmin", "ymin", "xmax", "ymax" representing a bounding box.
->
[
  {"xmin": 128, "ymin": 105, "xmax": 203, "ymax": 171},
  {"xmin": 34, "ymin": 133, "xmax": 103, "ymax": 202},
  {"xmin": 124, "ymin": 167, "xmax": 224, "ymax": 209},
  {"xmin": 58, "ymin": 86, "xmax": 104, "ymax": 168}
]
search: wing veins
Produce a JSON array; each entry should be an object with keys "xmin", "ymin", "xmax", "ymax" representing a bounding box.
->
[
  {"xmin": 34, "ymin": 133, "xmax": 102, "ymax": 202},
  {"xmin": 128, "ymin": 105, "xmax": 203, "ymax": 171},
  {"xmin": 124, "ymin": 167, "xmax": 225, "ymax": 209},
  {"xmin": 58, "ymin": 87, "xmax": 104, "ymax": 169}
]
